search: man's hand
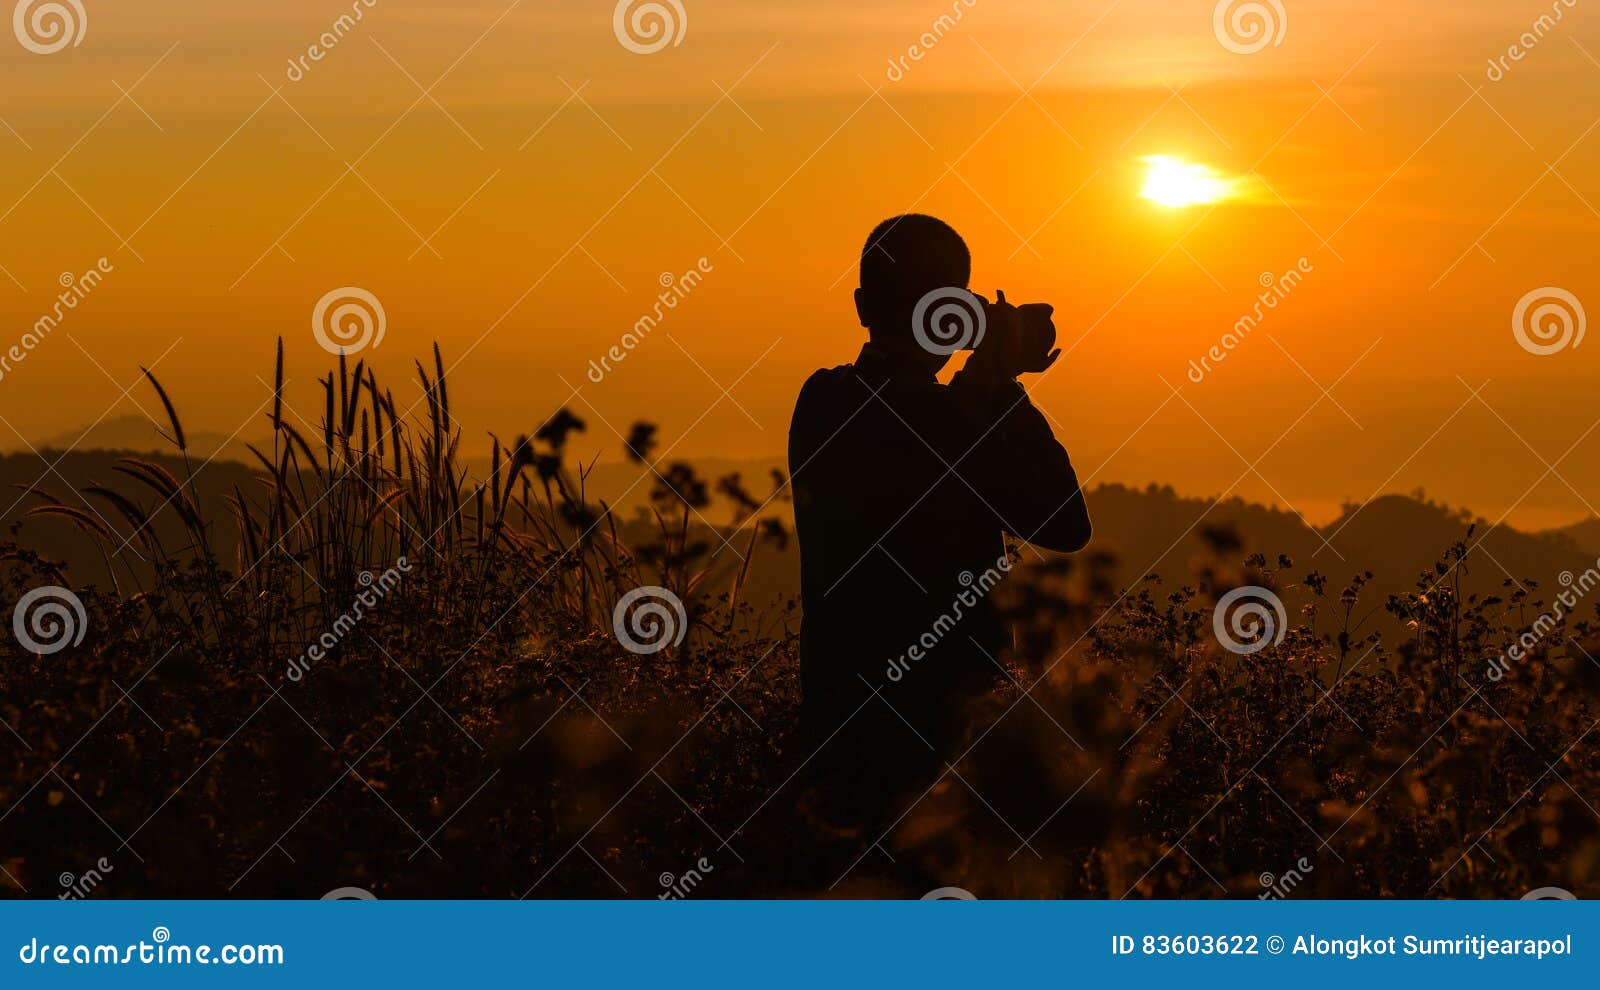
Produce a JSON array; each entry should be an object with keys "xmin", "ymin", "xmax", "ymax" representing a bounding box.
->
[{"xmin": 964, "ymin": 290, "xmax": 1061, "ymax": 382}]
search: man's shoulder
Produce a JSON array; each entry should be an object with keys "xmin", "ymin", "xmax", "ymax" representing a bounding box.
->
[
  {"xmin": 802, "ymin": 363, "xmax": 854, "ymax": 387},
  {"xmin": 795, "ymin": 363, "xmax": 856, "ymax": 405}
]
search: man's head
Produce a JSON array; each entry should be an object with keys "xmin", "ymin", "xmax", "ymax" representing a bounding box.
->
[{"xmin": 855, "ymin": 215, "xmax": 970, "ymax": 359}]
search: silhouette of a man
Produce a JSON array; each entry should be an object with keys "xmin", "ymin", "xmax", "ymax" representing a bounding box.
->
[{"xmin": 789, "ymin": 214, "xmax": 1091, "ymax": 830}]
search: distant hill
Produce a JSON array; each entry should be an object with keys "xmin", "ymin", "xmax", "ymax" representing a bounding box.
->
[
  {"xmin": 1547, "ymin": 516, "xmax": 1600, "ymax": 558},
  {"xmin": 29, "ymin": 414, "xmax": 261, "ymax": 465},
  {"xmin": 0, "ymin": 449, "xmax": 254, "ymax": 586},
  {"xmin": 4, "ymin": 443, "xmax": 1591, "ymax": 633},
  {"xmin": 1088, "ymin": 484, "xmax": 1593, "ymax": 601}
]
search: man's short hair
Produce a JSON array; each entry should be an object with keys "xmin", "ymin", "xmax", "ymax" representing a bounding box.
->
[{"xmin": 859, "ymin": 215, "xmax": 970, "ymax": 306}]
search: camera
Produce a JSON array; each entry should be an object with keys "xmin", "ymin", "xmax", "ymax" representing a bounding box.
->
[{"xmin": 975, "ymin": 292, "xmax": 1058, "ymax": 375}]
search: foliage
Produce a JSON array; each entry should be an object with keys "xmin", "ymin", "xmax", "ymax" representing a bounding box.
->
[{"xmin": 0, "ymin": 347, "xmax": 1595, "ymax": 899}]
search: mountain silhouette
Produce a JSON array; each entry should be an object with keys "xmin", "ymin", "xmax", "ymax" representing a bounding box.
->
[
  {"xmin": 4, "ymin": 447, "xmax": 1589, "ymax": 631},
  {"xmin": 1548, "ymin": 515, "xmax": 1600, "ymax": 558},
  {"xmin": 23, "ymin": 415, "xmax": 260, "ymax": 465}
]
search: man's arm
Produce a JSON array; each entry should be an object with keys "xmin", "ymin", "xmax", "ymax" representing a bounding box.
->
[{"xmin": 947, "ymin": 373, "xmax": 1091, "ymax": 553}]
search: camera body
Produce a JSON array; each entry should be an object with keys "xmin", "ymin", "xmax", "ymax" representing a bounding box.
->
[{"xmin": 974, "ymin": 295, "xmax": 1058, "ymax": 375}]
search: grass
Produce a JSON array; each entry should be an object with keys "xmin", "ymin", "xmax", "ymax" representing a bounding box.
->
[{"xmin": 0, "ymin": 344, "xmax": 1596, "ymax": 899}]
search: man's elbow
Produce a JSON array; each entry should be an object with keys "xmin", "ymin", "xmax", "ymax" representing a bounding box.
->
[
  {"xmin": 1029, "ymin": 505, "xmax": 1091, "ymax": 554},
  {"xmin": 1066, "ymin": 515, "xmax": 1092, "ymax": 553},
  {"xmin": 1053, "ymin": 516, "xmax": 1092, "ymax": 554}
]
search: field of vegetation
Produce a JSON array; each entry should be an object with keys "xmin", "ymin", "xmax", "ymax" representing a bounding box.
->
[{"xmin": 1, "ymin": 345, "xmax": 1596, "ymax": 899}]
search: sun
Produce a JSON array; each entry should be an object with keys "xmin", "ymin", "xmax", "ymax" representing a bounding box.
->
[{"xmin": 1141, "ymin": 155, "xmax": 1229, "ymax": 208}]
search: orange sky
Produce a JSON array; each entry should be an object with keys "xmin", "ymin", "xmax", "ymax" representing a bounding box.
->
[{"xmin": 2, "ymin": 0, "xmax": 1598, "ymax": 528}]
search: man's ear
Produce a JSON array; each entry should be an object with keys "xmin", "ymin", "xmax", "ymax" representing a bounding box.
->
[{"xmin": 854, "ymin": 288, "xmax": 870, "ymax": 329}]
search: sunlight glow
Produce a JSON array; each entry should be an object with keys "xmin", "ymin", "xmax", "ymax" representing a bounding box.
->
[{"xmin": 1141, "ymin": 155, "xmax": 1229, "ymax": 208}]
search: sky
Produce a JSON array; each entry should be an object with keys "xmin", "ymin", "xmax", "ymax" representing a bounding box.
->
[{"xmin": 1, "ymin": 0, "xmax": 1598, "ymax": 529}]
